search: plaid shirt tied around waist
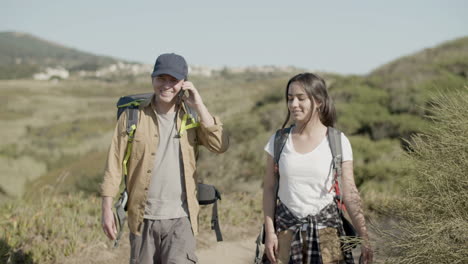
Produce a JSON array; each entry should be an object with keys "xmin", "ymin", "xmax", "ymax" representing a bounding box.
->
[{"xmin": 275, "ymin": 201, "xmax": 354, "ymax": 264}]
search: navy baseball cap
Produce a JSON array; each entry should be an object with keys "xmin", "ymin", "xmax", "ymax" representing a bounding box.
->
[{"xmin": 151, "ymin": 53, "xmax": 188, "ymax": 80}]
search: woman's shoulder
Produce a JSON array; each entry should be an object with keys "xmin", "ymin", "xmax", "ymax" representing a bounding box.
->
[
  {"xmin": 326, "ymin": 127, "xmax": 352, "ymax": 149},
  {"xmin": 266, "ymin": 126, "xmax": 293, "ymax": 148},
  {"xmin": 327, "ymin": 126, "xmax": 349, "ymax": 138},
  {"xmin": 339, "ymin": 131, "xmax": 351, "ymax": 144}
]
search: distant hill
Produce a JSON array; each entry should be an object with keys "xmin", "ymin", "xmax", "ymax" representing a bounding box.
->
[
  {"xmin": 308, "ymin": 36, "xmax": 468, "ymax": 143},
  {"xmin": 0, "ymin": 31, "xmax": 129, "ymax": 79},
  {"xmin": 367, "ymin": 36, "xmax": 468, "ymax": 115}
]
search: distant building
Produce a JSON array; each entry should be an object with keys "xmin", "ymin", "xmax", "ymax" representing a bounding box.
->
[
  {"xmin": 94, "ymin": 62, "xmax": 151, "ymax": 77},
  {"xmin": 33, "ymin": 67, "xmax": 70, "ymax": 80}
]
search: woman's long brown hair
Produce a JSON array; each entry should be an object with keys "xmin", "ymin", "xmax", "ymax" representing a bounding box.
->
[{"xmin": 281, "ymin": 73, "xmax": 336, "ymax": 130}]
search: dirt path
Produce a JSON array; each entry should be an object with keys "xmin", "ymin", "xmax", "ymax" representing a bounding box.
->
[
  {"xmin": 68, "ymin": 233, "xmax": 370, "ymax": 263},
  {"xmin": 65, "ymin": 233, "xmax": 258, "ymax": 264},
  {"xmin": 197, "ymin": 237, "xmax": 257, "ymax": 264}
]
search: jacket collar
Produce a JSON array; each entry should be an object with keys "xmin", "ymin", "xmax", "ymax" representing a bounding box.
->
[{"xmin": 140, "ymin": 93, "xmax": 188, "ymax": 115}]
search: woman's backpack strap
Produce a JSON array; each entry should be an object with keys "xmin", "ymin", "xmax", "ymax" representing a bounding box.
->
[
  {"xmin": 273, "ymin": 126, "xmax": 293, "ymax": 197},
  {"xmin": 327, "ymin": 127, "xmax": 343, "ymax": 179},
  {"xmin": 273, "ymin": 126, "xmax": 292, "ymax": 168},
  {"xmin": 254, "ymin": 126, "xmax": 293, "ymax": 262},
  {"xmin": 327, "ymin": 126, "xmax": 347, "ymax": 212}
]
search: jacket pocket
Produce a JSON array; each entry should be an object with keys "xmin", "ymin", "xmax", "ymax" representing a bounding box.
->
[{"xmin": 130, "ymin": 136, "xmax": 145, "ymax": 160}]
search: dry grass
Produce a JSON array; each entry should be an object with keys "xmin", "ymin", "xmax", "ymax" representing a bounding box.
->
[
  {"xmin": 0, "ymin": 192, "xmax": 103, "ymax": 264},
  {"xmin": 378, "ymin": 88, "xmax": 468, "ymax": 264},
  {"xmin": 197, "ymin": 191, "xmax": 263, "ymax": 248},
  {"xmin": 0, "ymin": 190, "xmax": 263, "ymax": 263}
]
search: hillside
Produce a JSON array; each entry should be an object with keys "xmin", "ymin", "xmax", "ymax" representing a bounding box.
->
[
  {"xmin": 368, "ymin": 36, "xmax": 468, "ymax": 115},
  {"xmin": 0, "ymin": 35, "xmax": 467, "ymax": 263},
  {"xmin": 1, "ymin": 36, "xmax": 466, "ymax": 198},
  {"xmin": 0, "ymin": 32, "xmax": 128, "ymax": 79}
]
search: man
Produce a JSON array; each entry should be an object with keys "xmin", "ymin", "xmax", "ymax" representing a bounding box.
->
[{"xmin": 101, "ymin": 53, "xmax": 229, "ymax": 263}]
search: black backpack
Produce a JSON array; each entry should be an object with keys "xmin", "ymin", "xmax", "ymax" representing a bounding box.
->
[{"xmin": 113, "ymin": 93, "xmax": 223, "ymax": 248}]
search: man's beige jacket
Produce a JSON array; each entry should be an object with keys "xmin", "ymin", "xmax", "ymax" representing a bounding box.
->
[{"xmin": 101, "ymin": 95, "xmax": 229, "ymax": 235}]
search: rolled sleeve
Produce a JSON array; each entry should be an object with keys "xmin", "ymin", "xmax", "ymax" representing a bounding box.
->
[
  {"xmin": 200, "ymin": 115, "xmax": 222, "ymax": 133},
  {"xmin": 197, "ymin": 115, "xmax": 229, "ymax": 153},
  {"xmin": 100, "ymin": 113, "xmax": 128, "ymax": 197}
]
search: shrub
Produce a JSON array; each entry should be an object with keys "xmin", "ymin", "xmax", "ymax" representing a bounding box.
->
[
  {"xmin": 380, "ymin": 88, "xmax": 468, "ymax": 264},
  {"xmin": 0, "ymin": 193, "xmax": 103, "ymax": 263}
]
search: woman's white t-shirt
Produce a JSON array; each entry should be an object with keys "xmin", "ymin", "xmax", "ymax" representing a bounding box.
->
[{"xmin": 264, "ymin": 127, "xmax": 353, "ymax": 219}]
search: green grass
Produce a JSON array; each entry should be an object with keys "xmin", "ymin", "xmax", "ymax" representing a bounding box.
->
[
  {"xmin": 26, "ymin": 117, "xmax": 114, "ymax": 149},
  {"xmin": 25, "ymin": 150, "xmax": 108, "ymax": 198}
]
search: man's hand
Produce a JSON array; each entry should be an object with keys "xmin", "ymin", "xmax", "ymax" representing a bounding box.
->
[
  {"xmin": 101, "ymin": 197, "xmax": 117, "ymax": 240},
  {"xmin": 181, "ymin": 81, "xmax": 215, "ymax": 127},
  {"xmin": 181, "ymin": 81, "xmax": 204, "ymax": 110}
]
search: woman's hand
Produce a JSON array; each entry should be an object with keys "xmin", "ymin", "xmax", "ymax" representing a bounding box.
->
[
  {"xmin": 360, "ymin": 241, "xmax": 373, "ymax": 264},
  {"xmin": 263, "ymin": 155, "xmax": 279, "ymax": 263},
  {"xmin": 341, "ymin": 161, "xmax": 373, "ymax": 263},
  {"xmin": 265, "ymin": 232, "xmax": 279, "ymax": 264}
]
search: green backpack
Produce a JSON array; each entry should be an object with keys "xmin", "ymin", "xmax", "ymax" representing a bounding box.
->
[{"xmin": 113, "ymin": 93, "xmax": 223, "ymax": 248}]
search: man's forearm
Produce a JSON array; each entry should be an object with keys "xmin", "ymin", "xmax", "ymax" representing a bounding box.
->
[
  {"xmin": 102, "ymin": 196, "xmax": 114, "ymax": 211},
  {"xmin": 195, "ymin": 103, "xmax": 215, "ymax": 127}
]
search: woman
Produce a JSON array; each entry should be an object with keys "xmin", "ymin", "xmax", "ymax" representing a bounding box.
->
[{"xmin": 263, "ymin": 73, "xmax": 373, "ymax": 264}]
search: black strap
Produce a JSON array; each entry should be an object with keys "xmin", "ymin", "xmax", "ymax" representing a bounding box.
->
[
  {"xmin": 273, "ymin": 126, "xmax": 292, "ymax": 197},
  {"xmin": 254, "ymin": 126, "xmax": 292, "ymax": 261},
  {"xmin": 208, "ymin": 188, "xmax": 223, "ymax": 242},
  {"xmin": 273, "ymin": 127, "xmax": 291, "ymax": 165},
  {"xmin": 211, "ymin": 200, "xmax": 223, "ymax": 241}
]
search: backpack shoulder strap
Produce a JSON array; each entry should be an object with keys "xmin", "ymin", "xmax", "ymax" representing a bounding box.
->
[
  {"xmin": 327, "ymin": 126, "xmax": 343, "ymax": 178},
  {"xmin": 126, "ymin": 108, "xmax": 139, "ymax": 134},
  {"xmin": 272, "ymin": 125, "xmax": 293, "ymax": 201},
  {"xmin": 185, "ymin": 103, "xmax": 199, "ymax": 121},
  {"xmin": 328, "ymin": 126, "xmax": 348, "ymax": 212},
  {"xmin": 273, "ymin": 126, "xmax": 292, "ymax": 166},
  {"xmin": 121, "ymin": 108, "xmax": 139, "ymax": 192},
  {"xmin": 255, "ymin": 125, "xmax": 293, "ymax": 259},
  {"xmin": 178, "ymin": 103, "xmax": 200, "ymax": 137},
  {"xmin": 114, "ymin": 101, "xmax": 143, "ymax": 248}
]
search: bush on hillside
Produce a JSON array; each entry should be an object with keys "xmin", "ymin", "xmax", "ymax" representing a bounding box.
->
[
  {"xmin": 0, "ymin": 193, "xmax": 103, "ymax": 264},
  {"xmin": 0, "ymin": 65, "xmax": 39, "ymax": 79},
  {"xmin": 381, "ymin": 88, "xmax": 468, "ymax": 264}
]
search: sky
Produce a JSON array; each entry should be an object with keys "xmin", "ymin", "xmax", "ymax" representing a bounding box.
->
[{"xmin": 2, "ymin": 0, "xmax": 467, "ymax": 74}]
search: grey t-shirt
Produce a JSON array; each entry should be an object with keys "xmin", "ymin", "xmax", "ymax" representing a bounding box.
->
[{"xmin": 144, "ymin": 111, "xmax": 189, "ymax": 220}]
